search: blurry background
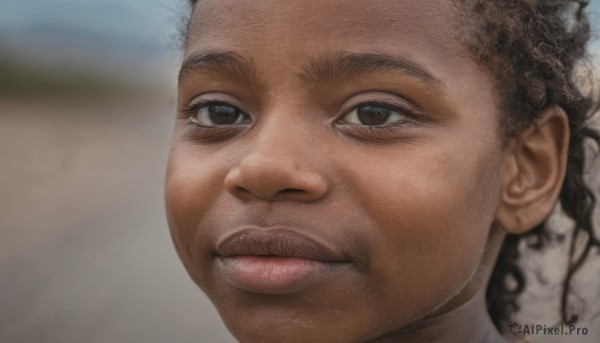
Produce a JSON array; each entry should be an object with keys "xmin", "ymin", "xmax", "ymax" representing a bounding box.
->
[
  {"xmin": 0, "ymin": 1, "xmax": 599, "ymax": 343},
  {"xmin": 0, "ymin": 0, "xmax": 234, "ymax": 342}
]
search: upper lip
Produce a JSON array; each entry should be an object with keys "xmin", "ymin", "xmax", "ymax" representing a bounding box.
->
[{"xmin": 215, "ymin": 228, "xmax": 348, "ymax": 262}]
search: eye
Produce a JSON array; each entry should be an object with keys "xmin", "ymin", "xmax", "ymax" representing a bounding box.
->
[
  {"xmin": 191, "ymin": 103, "xmax": 249, "ymax": 126},
  {"xmin": 341, "ymin": 103, "xmax": 407, "ymax": 126}
]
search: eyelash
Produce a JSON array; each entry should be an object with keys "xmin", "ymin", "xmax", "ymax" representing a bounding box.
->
[
  {"xmin": 342, "ymin": 101, "xmax": 419, "ymax": 123},
  {"xmin": 338, "ymin": 100, "xmax": 425, "ymax": 136},
  {"xmin": 180, "ymin": 100, "xmax": 244, "ymax": 119}
]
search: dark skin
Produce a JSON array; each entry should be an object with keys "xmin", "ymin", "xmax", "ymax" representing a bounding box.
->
[{"xmin": 165, "ymin": 0, "xmax": 569, "ymax": 342}]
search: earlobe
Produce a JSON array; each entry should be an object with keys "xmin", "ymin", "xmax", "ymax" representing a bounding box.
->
[{"xmin": 495, "ymin": 107, "xmax": 570, "ymax": 234}]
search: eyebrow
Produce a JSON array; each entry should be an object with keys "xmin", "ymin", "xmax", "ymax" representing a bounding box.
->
[
  {"xmin": 297, "ymin": 51, "xmax": 442, "ymax": 86},
  {"xmin": 178, "ymin": 50, "xmax": 441, "ymax": 88},
  {"xmin": 178, "ymin": 50, "xmax": 260, "ymax": 86}
]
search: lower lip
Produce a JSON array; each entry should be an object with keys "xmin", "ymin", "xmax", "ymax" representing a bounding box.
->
[{"xmin": 218, "ymin": 256, "xmax": 341, "ymax": 294}]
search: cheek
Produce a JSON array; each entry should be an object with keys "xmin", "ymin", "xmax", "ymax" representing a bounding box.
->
[
  {"xmin": 338, "ymin": 142, "xmax": 503, "ymax": 319},
  {"xmin": 165, "ymin": 145, "xmax": 227, "ymax": 281}
]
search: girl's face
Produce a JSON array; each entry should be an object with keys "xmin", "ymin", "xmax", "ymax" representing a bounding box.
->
[{"xmin": 166, "ymin": 0, "xmax": 507, "ymax": 341}]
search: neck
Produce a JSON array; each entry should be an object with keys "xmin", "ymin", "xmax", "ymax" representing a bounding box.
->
[{"xmin": 375, "ymin": 288, "xmax": 509, "ymax": 343}]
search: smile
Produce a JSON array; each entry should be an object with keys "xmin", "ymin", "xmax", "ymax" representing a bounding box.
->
[{"xmin": 215, "ymin": 228, "xmax": 354, "ymax": 294}]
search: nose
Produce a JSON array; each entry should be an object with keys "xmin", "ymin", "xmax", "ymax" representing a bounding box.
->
[{"xmin": 223, "ymin": 127, "xmax": 328, "ymax": 203}]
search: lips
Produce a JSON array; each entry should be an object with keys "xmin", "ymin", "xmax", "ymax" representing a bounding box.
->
[{"xmin": 215, "ymin": 228, "xmax": 353, "ymax": 294}]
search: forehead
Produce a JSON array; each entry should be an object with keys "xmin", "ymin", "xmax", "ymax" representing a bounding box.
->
[{"xmin": 187, "ymin": 0, "xmax": 463, "ymax": 60}]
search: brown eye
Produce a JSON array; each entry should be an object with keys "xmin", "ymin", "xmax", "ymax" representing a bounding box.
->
[
  {"xmin": 193, "ymin": 104, "xmax": 249, "ymax": 126},
  {"xmin": 342, "ymin": 103, "xmax": 406, "ymax": 126},
  {"xmin": 356, "ymin": 105, "xmax": 391, "ymax": 125}
]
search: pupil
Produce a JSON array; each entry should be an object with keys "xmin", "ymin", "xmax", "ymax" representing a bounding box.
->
[
  {"xmin": 357, "ymin": 105, "xmax": 390, "ymax": 126},
  {"xmin": 208, "ymin": 105, "xmax": 241, "ymax": 125}
]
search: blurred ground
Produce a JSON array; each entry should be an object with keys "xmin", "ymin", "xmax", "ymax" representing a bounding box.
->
[{"xmin": 0, "ymin": 96, "xmax": 235, "ymax": 343}]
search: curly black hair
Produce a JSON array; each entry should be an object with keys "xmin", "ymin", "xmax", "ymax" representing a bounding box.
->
[
  {"xmin": 452, "ymin": 0, "xmax": 600, "ymax": 331},
  {"xmin": 184, "ymin": 0, "xmax": 600, "ymax": 333}
]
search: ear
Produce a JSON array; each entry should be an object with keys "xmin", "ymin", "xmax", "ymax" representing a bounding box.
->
[{"xmin": 495, "ymin": 106, "xmax": 570, "ymax": 234}]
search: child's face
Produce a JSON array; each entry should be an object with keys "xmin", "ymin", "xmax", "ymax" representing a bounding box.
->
[{"xmin": 167, "ymin": 0, "xmax": 507, "ymax": 341}]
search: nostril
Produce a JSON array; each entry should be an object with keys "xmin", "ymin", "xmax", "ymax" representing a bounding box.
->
[
  {"xmin": 280, "ymin": 188, "xmax": 305, "ymax": 194},
  {"xmin": 233, "ymin": 186, "xmax": 252, "ymax": 196},
  {"xmin": 233, "ymin": 187, "xmax": 305, "ymax": 198}
]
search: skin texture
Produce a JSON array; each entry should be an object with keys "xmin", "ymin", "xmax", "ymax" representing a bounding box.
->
[{"xmin": 165, "ymin": 0, "xmax": 569, "ymax": 342}]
